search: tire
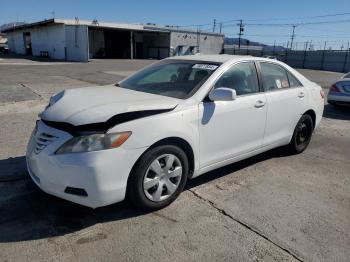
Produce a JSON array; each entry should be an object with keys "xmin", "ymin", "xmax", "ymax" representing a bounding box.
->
[
  {"xmin": 127, "ymin": 145, "xmax": 189, "ymax": 211},
  {"xmin": 288, "ymin": 114, "xmax": 314, "ymax": 154}
]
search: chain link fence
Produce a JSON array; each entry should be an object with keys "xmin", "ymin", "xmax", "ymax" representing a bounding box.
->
[{"xmin": 224, "ymin": 47, "xmax": 350, "ymax": 73}]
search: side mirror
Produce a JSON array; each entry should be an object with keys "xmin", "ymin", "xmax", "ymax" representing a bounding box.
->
[{"xmin": 209, "ymin": 87, "xmax": 237, "ymax": 101}]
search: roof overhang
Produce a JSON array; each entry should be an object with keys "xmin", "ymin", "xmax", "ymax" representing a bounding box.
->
[
  {"xmin": 2, "ymin": 19, "xmax": 60, "ymax": 33},
  {"xmin": 2, "ymin": 18, "xmax": 224, "ymax": 37}
]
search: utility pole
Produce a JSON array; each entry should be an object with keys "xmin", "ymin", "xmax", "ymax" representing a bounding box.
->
[
  {"xmin": 213, "ymin": 19, "xmax": 216, "ymax": 32},
  {"xmin": 196, "ymin": 26, "xmax": 201, "ymax": 54},
  {"xmin": 238, "ymin": 19, "xmax": 244, "ymax": 49},
  {"xmin": 219, "ymin": 22, "xmax": 222, "ymax": 33},
  {"xmin": 290, "ymin": 25, "xmax": 296, "ymax": 50}
]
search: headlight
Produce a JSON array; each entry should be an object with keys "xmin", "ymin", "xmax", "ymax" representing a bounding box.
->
[
  {"xmin": 56, "ymin": 131, "xmax": 131, "ymax": 154},
  {"xmin": 48, "ymin": 91, "xmax": 65, "ymax": 108}
]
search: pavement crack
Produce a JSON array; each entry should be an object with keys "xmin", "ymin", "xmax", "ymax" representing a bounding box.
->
[
  {"xmin": 188, "ymin": 189, "xmax": 304, "ymax": 262},
  {"xmin": 19, "ymin": 82, "xmax": 43, "ymax": 100}
]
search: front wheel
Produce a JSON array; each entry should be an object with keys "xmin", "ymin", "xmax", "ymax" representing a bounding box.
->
[
  {"xmin": 127, "ymin": 145, "xmax": 189, "ymax": 211},
  {"xmin": 288, "ymin": 114, "xmax": 314, "ymax": 154}
]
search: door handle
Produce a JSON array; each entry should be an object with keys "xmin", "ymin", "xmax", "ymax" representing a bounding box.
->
[
  {"xmin": 254, "ymin": 100, "xmax": 265, "ymax": 108},
  {"xmin": 298, "ymin": 91, "xmax": 305, "ymax": 98}
]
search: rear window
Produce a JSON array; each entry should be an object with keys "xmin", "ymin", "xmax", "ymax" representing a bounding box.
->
[{"xmin": 343, "ymin": 72, "xmax": 350, "ymax": 79}]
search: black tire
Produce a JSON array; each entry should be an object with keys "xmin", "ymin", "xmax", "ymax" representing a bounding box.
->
[
  {"xmin": 288, "ymin": 114, "xmax": 314, "ymax": 154},
  {"xmin": 127, "ymin": 145, "xmax": 189, "ymax": 211}
]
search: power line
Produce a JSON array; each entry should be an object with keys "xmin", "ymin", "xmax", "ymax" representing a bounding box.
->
[
  {"xmin": 221, "ymin": 18, "xmax": 350, "ymax": 28},
  {"xmin": 177, "ymin": 11, "xmax": 350, "ymax": 29},
  {"xmin": 234, "ymin": 11, "xmax": 350, "ymax": 22}
]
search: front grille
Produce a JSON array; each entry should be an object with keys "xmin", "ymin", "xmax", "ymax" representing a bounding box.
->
[{"xmin": 34, "ymin": 132, "xmax": 57, "ymax": 154}]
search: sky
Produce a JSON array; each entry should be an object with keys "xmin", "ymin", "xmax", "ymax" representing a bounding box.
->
[{"xmin": 1, "ymin": 0, "xmax": 350, "ymax": 50}]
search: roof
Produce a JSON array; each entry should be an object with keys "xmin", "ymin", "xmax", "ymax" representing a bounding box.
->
[
  {"xmin": 167, "ymin": 54, "xmax": 251, "ymax": 63},
  {"xmin": 2, "ymin": 18, "xmax": 223, "ymax": 36}
]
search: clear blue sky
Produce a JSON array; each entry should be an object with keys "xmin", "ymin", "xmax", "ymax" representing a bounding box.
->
[{"xmin": 1, "ymin": 0, "xmax": 350, "ymax": 49}]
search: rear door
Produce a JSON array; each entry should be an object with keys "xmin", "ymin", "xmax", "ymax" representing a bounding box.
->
[{"xmin": 258, "ymin": 62, "xmax": 308, "ymax": 146}]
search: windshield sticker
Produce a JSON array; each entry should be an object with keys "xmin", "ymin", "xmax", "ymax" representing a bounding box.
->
[{"xmin": 192, "ymin": 64, "xmax": 218, "ymax": 70}]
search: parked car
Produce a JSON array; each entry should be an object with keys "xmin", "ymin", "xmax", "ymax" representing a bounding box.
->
[
  {"xmin": 327, "ymin": 72, "xmax": 350, "ymax": 106},
  {"xmin": 26, "ymin": 55, "xmax": 324, "ymax": 210}
]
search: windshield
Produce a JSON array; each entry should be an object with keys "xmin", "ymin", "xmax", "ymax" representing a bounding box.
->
[
  {"xmin": 118, "ymin": 60, "xmax": 220, "ymax": 99},
  {"xmin": 343, "ymin": 72, "xmax": 350, "ymax": 79}
]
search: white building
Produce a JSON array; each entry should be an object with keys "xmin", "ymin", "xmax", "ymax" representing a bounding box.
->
[{"xmin": 3, "ymin": 18, "xmax": 224, "ymax": 62}]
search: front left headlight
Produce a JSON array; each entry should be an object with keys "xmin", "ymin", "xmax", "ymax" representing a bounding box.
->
[{"xmin": 56, "ymin": 131, "xmax": 132, "ymax": 154}]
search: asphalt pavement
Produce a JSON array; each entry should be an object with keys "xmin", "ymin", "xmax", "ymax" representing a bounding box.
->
[{"xmin": 0, "ymin": 56, "xmax": 349, "ymax": 262}]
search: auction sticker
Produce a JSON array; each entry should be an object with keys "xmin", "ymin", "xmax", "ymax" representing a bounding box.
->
[{"xmin": 192, "ymin": 64, "xmax": 218, "ymax": 70}]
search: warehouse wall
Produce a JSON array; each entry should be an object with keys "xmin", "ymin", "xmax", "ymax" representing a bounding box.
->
[
  {"xmin": 7, "ymin": 31, "xmax": 25, "ymax": 54},
  {"xmin": 170, "ymin": 32, "xmax": 224, "ymax": 56},
  {"xmin": 65, "ymin": 25, "xmax": 89, "ymax": 62},
  {"xmin": 30, "ymin": 24, "xmax": 66, "ymax": 59},
  {"xmin": 7, "ymin": 24, "xmax": 66, "ymax": 59}
]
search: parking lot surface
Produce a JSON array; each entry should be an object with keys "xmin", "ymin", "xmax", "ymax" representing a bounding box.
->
[{"xmin": 0, "ymin": 56, "xmax": 349, "ymax": 262}]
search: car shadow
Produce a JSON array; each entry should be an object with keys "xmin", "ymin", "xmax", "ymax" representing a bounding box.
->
[
  {"xmin": 323, "ymin": 104, "xmax": 350, "ymax": 120},
  {"xmin": 0, "ymin": 147, "xmax": 290, "ymax": 243}
]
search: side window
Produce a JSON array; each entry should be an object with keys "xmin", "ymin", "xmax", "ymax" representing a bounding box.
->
[
  {"xmin": 287, "ymin": 71, "xmax": 302, "ymax": 87},
  {"xmin": 260, "ymin": 63, "xmax": 290, "ymax": 91},
  {"xmin": 214, "ymin": 62, "xmax": 259, "ymax": 96}
]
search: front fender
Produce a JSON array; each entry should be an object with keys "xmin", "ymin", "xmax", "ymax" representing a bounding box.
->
[{"xmin": 108, "ymin": 106, "xmax": 200, "ymax": 171}]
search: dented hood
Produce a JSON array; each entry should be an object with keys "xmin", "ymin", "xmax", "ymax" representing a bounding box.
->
[{"xmin": 41, "ymin": 85, "xmax": 180, "ymax": 126}]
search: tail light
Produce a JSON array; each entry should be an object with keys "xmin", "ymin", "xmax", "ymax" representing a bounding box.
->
[
  {"xmin": 320, "ymin": 90, "xmax": 325, "ymax": 99},
  {"xmin": 330, "ymin": 84, "xmax": 341, "ymax": 93}
]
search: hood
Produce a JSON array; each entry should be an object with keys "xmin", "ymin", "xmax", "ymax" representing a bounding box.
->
[{"xmin": 41, "ymin": 85, "xmax": 180, "ymax": 126}]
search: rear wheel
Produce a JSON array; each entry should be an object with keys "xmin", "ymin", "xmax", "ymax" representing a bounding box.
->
[
  {"xmin": 127, "ymin": 145, "xmax": 189, "ymax": 211},
  {"xmin": 288, "ymin": 114, "xmax": 314, "ymax": 154}
]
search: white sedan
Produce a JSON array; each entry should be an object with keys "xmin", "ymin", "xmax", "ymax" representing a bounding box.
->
[
  {"xmin": 327, "ymin": 72, "xmax": 350, "ymax": 107},
  {"xmin": 26, "ymin": 55, "xmax": 324, "ymax": 210}
]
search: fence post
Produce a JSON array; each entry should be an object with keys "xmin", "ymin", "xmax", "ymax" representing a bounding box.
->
[
  {"xmin": 285, "ymin": 49, "xmax": 288, "ymax": 63},
  {"xmin": 320, "ymin": 50, "xmax": 326, "ymax": 70},
  {"xmin": 342, "ymin": 49, "xmax": 349, "ymax": 73},
  {"xmin": 302, "ymin": 42, "xmax": 308, "ymax": 69},
  {"xmin": 302, "ymin": 50, "xmax": 307, "ymax": 69}
]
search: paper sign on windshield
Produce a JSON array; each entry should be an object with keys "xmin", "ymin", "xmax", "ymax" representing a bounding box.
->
[{"xmin": 192, "ymin": 64, "xmax": 218, "ymax": 70}]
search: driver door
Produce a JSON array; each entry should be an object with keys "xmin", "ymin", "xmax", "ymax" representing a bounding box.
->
[{"xmin": 199, "ymin": 62, "xmax": 267, "ymax": 168}]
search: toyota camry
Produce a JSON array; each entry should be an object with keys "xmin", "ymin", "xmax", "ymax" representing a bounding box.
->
[{"xmin": 26, "ymin": 55, "xmax": 324, "ymax": 210}]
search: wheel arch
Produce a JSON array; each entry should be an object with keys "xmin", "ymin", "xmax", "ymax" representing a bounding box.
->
[
  {"xmin": 128, "ymin": 136, "xmax": 196, "ymax": 187},
  {"xmin": 303, "ymin": 109, "xmax": 316, "ymax": 129}
]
